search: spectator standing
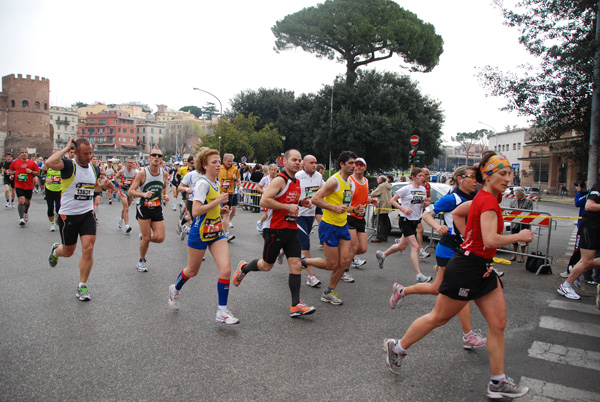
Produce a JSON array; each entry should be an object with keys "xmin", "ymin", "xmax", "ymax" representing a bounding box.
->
[{"xmin": 370, "ymin": 175, "xmax": 392, "ymax": 242}]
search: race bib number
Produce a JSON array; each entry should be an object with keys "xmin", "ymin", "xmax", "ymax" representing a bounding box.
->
[
  {"xmin": 74, "ymin": 183, "xmax": 95, "ymax": 200},
  {"xmin": 17, "ymin": 173, "xmax": 28, "ymax": 182},
  {"xmin": 342, "ymin": 189, "xmax": 353, "ymax": 205},
  {"xmin": 50, "ymin": 176, "xmax": 61, "ymax": 184},
  {"xmin": 107, "ymin": 175, "xmax": 113, "ymax": 180},
  {"xmin": 221, "ymin": 179, "xmax": 232, "ymax": 189},
  {"xmin": 202, "ymin": 217, "xmax": 224, "ymax": 240},
  {"xmin": 121, "ymin": 178, "xmax": 133, "ymax": 189},
  {"xmin": 305, "ymin": 186, "xmax": 319, "ymax": 199},
  {"xmin": 411, "ymin": 195, "xmax": 424, "ymax": 204},
  {"xmin": 144, "ymin": 198, "xmax": 161, "ymax": 208}
]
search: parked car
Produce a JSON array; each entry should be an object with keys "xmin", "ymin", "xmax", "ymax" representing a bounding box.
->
[
  {"xmin": 503, "ymin": 186, "xmax": 516, "ymax": 196},
  {"xmin": 388, "ymin": 182, "xmax": 452, "ymax": 236},
  {"xmin": 523, "ymin": 187, "xmax": 540, "ymax": 197}
]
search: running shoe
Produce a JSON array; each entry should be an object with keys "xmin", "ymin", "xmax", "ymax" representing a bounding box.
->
[
  {"xmin": 560, "ymin": 268, "xmax": 572, "ymax": 278},
  {"xmin": 486, "ymin": 377, "xmax": 529, "ymax": 399},
  {"xmin": 290, "ymin": 301, "xmax": 316, "ymax": 317},
  {"xmin": 351, "ymin": 257, "xmax": 367, "ymax": 268},
  {"xmin": 320, "ymin": 290, "xmax": 343, "ymax": 305},
  {"xmin": 376, "ymin": 250, "xmax": 386, "ymax": 269},
  {"xmin": 172, "ymin": 204, "xmax": 176, "ymax": 211},
  {"xmin": 277, "ymin": 249, "xmax": 285, "ymax": 265},
  {"xmin": 596, "ymin": 284, "xmax": 600, "ymax": 310},
  {"xmin": 557, "ymin": 282, "xmax": 581, "ymax": 300},
  {"xmin": 229, "ymin": 222, "xmax": 234, "ymax": 228},
  {"xmin": 306, "ymin": 274, "xmax": 321, "ymax": 287},
  {"xmin": 19, "ymin": 218, "xmax": 25, "ymax": 226},
  {"xmin": 137, "ymin": 259, "xmax": 147, "ymax": 272},
  {"xmin": 318, "ymin": 244, "xmax": 323, "ymax": 250},
  {"xmin": 138, "ymin": 233, "xmax": 142, "ymax": 241},
  {"xmin": 23, "ymin": 213, "xmax": 28, "ymax": 222},
  {"xmin": 48, "ymin": 243, "xmax": 59, "ymax": 267},
  {"xmin": 341, "ymin": 272, "xmax": 355, "ymax": 283},
  {"xmin": 76, "ymin": 285, "xmax": 91, "ymax": 301},
  {"xmin": 180, "ymin": 226, "xmax": 187, "ymax": 241},
  {"xmin": 416, "ymin": 275, "xmax": 433, "ymax": 283},
  {"xmin": 256, "ymin": 220, "xmax": 263, "ymax": 234},
  {"xmin": 125, "ymin": 225, "xmax": 132, "ymax": 234},
  {"xmin": 117, "ymin": 217, "xmax": 123, "ymax": 229},
  {"xmin": 109, "ymin": 199, "xmax": 112, "ymax": 205},
  {"xmin": 389, "ymin": 283, "xmax": 405, "ymax": 309},
  {"xmin": 419, "ymin": 249, "xmax": 430, "ymax": 259},
  {"xmin": 493, "ymin": 268, "xmax": 504, "ymax": 277},
  {"xmin": 383, "ymin": 338, "xmax": 405, "ymax": 375},
  {"xmin": 463, "ymin": 329, "xmax": 487, "ymax": 349},
  {"xmin": 573, "ymin": 275, "xmax": 584, "ymax": 288},
  {"xmin": 5, "ymin": 201, "xmax": 9, "ymax": 208},
  {"xmin": 233, "ymin": 260, "xmax": 247, "ymax": 287},
  {"xmin": 216, "ymin": 309, "xmax": 240, "ymax": 324},
  {"xmin": 168, "ymin": 284, "xmax": 180, "ymax": 311},
  {"xmin": 227, "ymin": 233, "xmax": 235, "ymax": 242},
  {"xmin": 175, "ymin": 223, "xmax": 182, "ymax": 235},
  {"xmin": 50, "ymin": 224, "xmax": 56, "ymax": 232}
]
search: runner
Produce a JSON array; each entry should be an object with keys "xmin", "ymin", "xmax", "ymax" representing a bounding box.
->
[
  {"xmin": 388, "ymin": 166, "xmax": 487, "ymax": 350},
  {"xmin": 296, "ymin": 155, "xmax": 325, "ymax": 287},
  {"xmin": 233, "ymin": 149, "xmax": 316, "ymax": 318},
  {"xmin": 168, "ymin": 147, "xmax": 239, "ymax": 324},
  {"xmin": 91, "ymin": 156, "xmax": 103, "ymax": 224},
  {"xmin": 311, "ymin": 151, "xmax": 362, "ymax": 305},
  {"xmin": 105, "ymin": 159, "xmax": 117, "ymax": 205},
  {"xmin": 218, "ymin": 153, "xmax": 238, "ymax": 242},
  {"xmin": 383, "ymin": 152, "xmax": 532, "ymax": 400},
  {"xmin": 128, "ymin": 148, "xmax": 169, "ymax": 272},
  {"xmin": 229, "ymin": 161, "xmax": 239, "ymax": 229},
  {"xmin": 170, "ymin": 161, "xmax": 181, "ymax": 211},
  {"xmin": 2, "ymin": 152, "xmax": 15, "ymax": 207},
  {"xmin": 40, "ymin": 158, "xmax": 62, "ymax": 232},
  {"xmin": 7, "ymin": 148, "xmax": 40, "ymax": 226},
  {"xmin": 178, "ymin": 157, "xmax": 202, "ymax": 240},
  {"xmin": 46, "ymin": 138, "xmax": 105, "ymax": 301},
  {"xmin": 375, "ymin": 168, "xmax": 433, "ymax": 283},
  {"xmin": 416, "ymin": 168, "xmax": 432, "ymax": 259},
  {"xmin": 256, "ymin": 164, "xmax": 277, "ymax": 234},
  {"xmin": 114, "ymin": 158, "xmax": 137, "ymax": 234},
  {"xmin": 345, "ymin": 157, "xmax": 376, "ymax": 281}
]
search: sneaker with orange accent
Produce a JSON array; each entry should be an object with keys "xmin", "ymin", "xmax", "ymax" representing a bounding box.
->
[
  {"xmin": 290, "ymin": 301, "xmax": 316, "ymax": 317},
  {"xmin": 233, "ymin": 260, "xmax": 248, "ymax": 287}
]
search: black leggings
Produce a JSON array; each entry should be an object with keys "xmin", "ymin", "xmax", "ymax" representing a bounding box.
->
[{"xmin": 45, "ymin": 188, "xmax": 61, "ymax": 218}]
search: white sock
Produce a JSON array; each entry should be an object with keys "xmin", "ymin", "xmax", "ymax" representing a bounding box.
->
[
  {"xmin": 394, "ymin": 340, "xmax": 407, "ymax": 355},
  {"xmin": 79, "ymin": 282, "xmax": 86, "ymax": 288},
  {"xmin": 217, "ymin": 305, "xmax": 227, "ymax": 313},
  {"xmin": 490, "ymin": 374, "xmax": 506, "ymax": 382},
  {"xmin": 463, "ymin": 331, "xmax": 473, "ymax": 338}
]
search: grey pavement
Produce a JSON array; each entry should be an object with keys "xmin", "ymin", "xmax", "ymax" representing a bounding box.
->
[{"xmin": 0, "ymin": 193, "xmax": 598, "ymax": 401}]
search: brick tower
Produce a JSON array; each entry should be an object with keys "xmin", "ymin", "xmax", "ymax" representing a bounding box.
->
[{"xmin": 0, "ymin": 74, "xmax": 52, "ymax": 157}]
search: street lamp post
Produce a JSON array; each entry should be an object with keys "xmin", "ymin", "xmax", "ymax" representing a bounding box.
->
[
  {"xmin": 193, "ymin": 87, "xmax": 223, "ymax": 154},
  {"xmin": 479, "ymin": 121, "xmax": 498, "ymax": 151}
]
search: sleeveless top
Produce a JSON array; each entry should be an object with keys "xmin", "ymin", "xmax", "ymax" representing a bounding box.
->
[
  {"xmin": 137, "ymin": 167, "xmax": 165, "ymax": 208},
  {"xmin": 45, "ymin": 168, "xmax": 62, "ymax": 192},
  {"xmin": 105, "ymin": 167, "xmax": 115, "ymax": 181},
  {"xmin": 349, "ymin": 175, "xmax": 369, "ymax": 219},
  {"xmin": 263, "ymin": 172, "xmax": 301, "ymax": 230},
  {"xmin": 193, "ymin": 177, "xmax": 224, "ymax": 242},
  {"xmin": 323, "ymin": 172, "xmax": 353, "ymax": 227},
  {"xmin": 120, "ymin": 168, "xmax": 136, "ymax": 191},
  {"xmin": 59, "ymin": 161, "xmax": 98, "ymax": 215}
]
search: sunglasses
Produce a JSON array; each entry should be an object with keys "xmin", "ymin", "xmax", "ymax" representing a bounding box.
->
[
  {"xmin": 150, "ymin": 153, "xmax": 163, "ymax": 158},
  {"xmin": 460, "ymin": 174, "xmax": 476, "ymax": 180},
  {"xmin": 355, "ymin": 163, "xmax": 365, "ymax": 167}
]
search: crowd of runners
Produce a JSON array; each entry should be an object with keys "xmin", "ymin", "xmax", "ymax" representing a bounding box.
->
[{"xmin": 6, "ymin": 139, "xmax": 600, "ymax": 400}]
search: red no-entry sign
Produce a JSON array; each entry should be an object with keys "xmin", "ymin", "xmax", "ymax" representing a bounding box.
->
[{"xmin": 410, "ymin": 135, "xmax": 419, "ymax": 146}]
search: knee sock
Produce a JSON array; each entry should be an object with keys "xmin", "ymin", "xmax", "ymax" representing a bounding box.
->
[
  {"xmin": 175, "ymin": 270, "xmax": 189, "ymax": 291},
  {"xmin": 217, "ymin": 278, "xmax": 230, "ymax": 308},
  {"xmin": 17, "ymin": 203, "xmax": 24, "ymax": 218},
  {"xmin": 24, "ymin": 203, "xmax": 30, "ymax": 213},
  {"xmin": 242, "ymin": 259, "xmax": 260, "ymax": 274},
  {"xmin": 289, "ymin": 274, "xmax": 301, "ymax": 306}
]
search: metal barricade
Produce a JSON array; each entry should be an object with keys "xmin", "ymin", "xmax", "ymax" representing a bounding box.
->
[
  {"xmin": 365, "ymin": 203, "xmax": 378, "ymax": 241},
  {"xmin": 499, "ymin": 208, "xmax": 556, "ymax": 274},
  {"xmin": 501, "ymin": 194, "xmax": 539, "ymax": 210},
  {"xmin": 238, "ymin": 181, "xmax": 262, "ymax": 212}
]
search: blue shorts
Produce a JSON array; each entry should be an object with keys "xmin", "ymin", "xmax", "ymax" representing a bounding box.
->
[
  {"xmin": 318, "ymin": 221, "xmax": 351, "ymax": 248},
  {"xmin": 297, "ymin": 216, "xmax": 314, "ymax": 250},
  {"xmin": 187, "ymin": 224, "xmax": 226, "ymax": 250}
]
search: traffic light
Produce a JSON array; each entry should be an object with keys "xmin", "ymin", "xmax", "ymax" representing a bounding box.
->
[
  {"xmin": 137, "ymin": 139, "xmax": 141, "ymax": 146},
  {"xmin": 414, "ymin": 150, "xmax": 425, "ymax": 165},
  {"xmin": 409, "ymin": 150, "xmax": 416, "ymax": 164}
]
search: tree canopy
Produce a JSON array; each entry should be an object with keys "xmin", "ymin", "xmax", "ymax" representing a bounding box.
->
[
  {"xmin": 272, "ymin": 0, "xmax": 444, "ymax": 85},
  {"xmin": 479, "ymin": 0, "xmax": 596, "ymax": 168},
  {"xmin": 452, "ymin": 130, "xmax": 489, "ymax": 165}
]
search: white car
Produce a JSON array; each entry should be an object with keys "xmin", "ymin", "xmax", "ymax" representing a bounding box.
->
[{"xmin": 388, "ymin": 182, "xmax": 452, "ymax": 236}]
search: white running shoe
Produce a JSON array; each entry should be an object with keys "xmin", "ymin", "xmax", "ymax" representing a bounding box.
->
[
  {"xmin": 419, "ymin": 249, "xmax": 430, "ymax": 259},
  {"xmin": 117, "ymin": 217, "xmax": 123, "ymax": 229},
  {"xmin": 216, "ymin": 309, "xmax": 240, "ymax": 324},
  {"xmin": 49, "ymin": 224, "xmax": 56, "ymax": 232},
  {"xmin": 383, "ymin": 338, "xmax": 405, "ymax": 375},
  {"xmin": 256, "ymin": 220, "xmax": 263, "ymax": 233},
  {"xmin": 376, "ymin": 250, "xmax": 386, "ymax": 269},
  {"xmin": 416, "ymin": 275, "xmax": 433, "ymax": 283},
  {"xmin": 351, "ymin": 257, "xmax": 367, "ymax": 268},
  {"xmin": 462, "ymin": 329, "xmax": 487, "ymax": 349},
  {"xmin": 137, "ymin": 259, "xmax": 147, "ymax": 272},
  {"xmin": 341, "ymin": 272, "xmax": 355, "ymax": 283},
  {"xmin": 277, "ymin": 249, "xmax": 285, "ymax": 265},
  {"xmin": 389, "ymin": 283, "xmax": 405, "ymax": 309},
  {"xmin": 486, "ymin": 377, "xmax": 529, "ymax": 399},
  {"xmin": 557, "ymin": 282, "xmax": 581, "ymax": 300},
  {"xmin": 168, "ymin": 284, "xmax": 180, "ymax": 311},
  {"xmin": 306, "ymin": 274, "xmax": 321, "ymax": 287},
  {"xmin": 24, "ymin": 213, "xmax": 29, "ymax": 222},
  {"xmin": 125, "ymin": 225, "xmax": 132, "ymax": 234},
  {"xmin": 229, "ymin": 222, "xmax": 234, "ymax": 228},
  {"xmin": 19, "ymin": 218, "xmax": 25, "ymax": 226}
]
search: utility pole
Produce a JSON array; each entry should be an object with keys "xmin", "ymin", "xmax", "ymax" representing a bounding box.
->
[{"xmin": 588, "ymin": 0, "xmax": 600, "ymax": 185}]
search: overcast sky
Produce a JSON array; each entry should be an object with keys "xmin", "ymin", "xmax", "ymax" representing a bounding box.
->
[{"xmin": 0, "ymin": 0, "xmax": 535, "ymax": 143}]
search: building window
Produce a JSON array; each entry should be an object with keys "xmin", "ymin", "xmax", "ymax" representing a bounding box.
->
[
  {"xmin": 130, "ymin": 129, "xmax": 134, "ymax": 134},
  {"xmin": 513, "ymin": 143, "xmax": 516, "ymax": 150},
  {"xmin": 518, "ymin": 143, "xmax": 521, "ymax": 150},
  {"xmin": 130, "ymin": 138, "xmax": 134, "ymax": 143},
  {"xmin": 44, "ymin": 103, "xmax": 47, "ymax": 110},
  {"xmin": 110, "ymin": 128, "xmax": 114, "ymax": 134},
  {"xmin": 34, "ymin": 101, "xmax": 40, "ymax": 109},
  {"xmin": 118, "ymin": 128, "xmax": 121, "ymax": 133},
  {"xmin": 22, "ymin": 100, "xmax": 29, "ymax": 108},
  {"xmin": 11, "ymin": 100, "xmax": 15, "ymax": 107}
]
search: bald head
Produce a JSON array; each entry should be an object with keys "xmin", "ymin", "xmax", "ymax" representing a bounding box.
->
[{"xmin": 303, "ymin": 154, "xmax": 317, "ymax": 174}]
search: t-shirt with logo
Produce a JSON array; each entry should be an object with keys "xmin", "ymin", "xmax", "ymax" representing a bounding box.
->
[
  {"xmin": 8, "ymin": 159, "xmax": 39, "ymax": 190},
  {"xmin": 296, "ymin": 169, "xmax": 324, "ymax": 217},
  {"xmin": 395, "ymin": 184, "xmax": 427, "ymax": 221}
]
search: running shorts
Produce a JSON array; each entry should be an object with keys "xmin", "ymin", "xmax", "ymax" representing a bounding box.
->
[
  {"xmin": 579, "ymin": 222, "xmax": 600, "ymax": 251},
  {"xmin": 347, "ymin": 215, "xmax": 366, "ymax": 233},
  {"xmin": 136, "ymin": 205, "xmax": 164, "ymax": 222},
  {"xmin": 16, "ymin": 188, "xmax": 33, "ymax": 200},
  {"xmin": 262, "ymin": 228, "xmax": 301, "ymax": 264},
  {"xmin": 318, "ymin": 221, "xmax": 351, "ymax": 248},
  {"xmin": 399, "ymin": 217, "xmax": 420, "ymax": 237},
  {"xmin": 58, "ymin": 210, "xmax": 96, "ymax": 246},
  {"xmin": 297, "ymin": 216, "xmax": 314, "ymax": 250},
  {"xmin": 439, "ymin": 251, "xmax": 502, "ymax": 301}
]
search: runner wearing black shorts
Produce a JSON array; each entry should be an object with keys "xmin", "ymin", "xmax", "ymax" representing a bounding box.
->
[{"xmin": 2, "ymin": 152, "xmax": 15, "ymax": 207}]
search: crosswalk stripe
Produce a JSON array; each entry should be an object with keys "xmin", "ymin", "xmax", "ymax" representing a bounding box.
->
[
  {"xmin": 549, "ymin": 299, "xmax": 600, "ymax": 316},
  {"xmin": 539, "ymin": 316, "xmax": 600, "ymax": 338},
  {"xmin": 528, "ymin": 341, "xmax": 600, "ymax": 371},
  {"xmin": 519, "ymin": 376, "xmax": 599, "ymax": 402}
]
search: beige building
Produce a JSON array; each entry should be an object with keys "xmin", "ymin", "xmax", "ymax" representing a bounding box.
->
[
  {"xmin": 136, "ymin": 121, "xmax": 166, "ymax": 153},
  {"xmin": 49, "ymin": 106, "xmax": 78, "ymax": 149},
  {"xmin": 77, "ymin": 103, "xmax": 108, "ymax": 120},
  {"xmin": 155, "ymin": 104, "xmax": 195, "ymax": 122}
]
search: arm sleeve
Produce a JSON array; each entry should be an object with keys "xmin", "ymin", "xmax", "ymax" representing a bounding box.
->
[{"xmin": 193, "ymin": 180, "xmax": 210, "ymax": 203}]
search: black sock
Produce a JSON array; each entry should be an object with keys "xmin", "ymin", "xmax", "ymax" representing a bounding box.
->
[
  {"xmin": 289, "ymin": 274, "xmax": 301, "ymax": 307},
  {"xmin": 17, "ymin": 204, "xmax": 24, "ymax": 218},
  {"xmin": 243, "ymin": 259, "xmax": 260, "ymax": 274},
  {"xmin": 24, "ymin": 203, "xmax": 30, "ymax": 213}
]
